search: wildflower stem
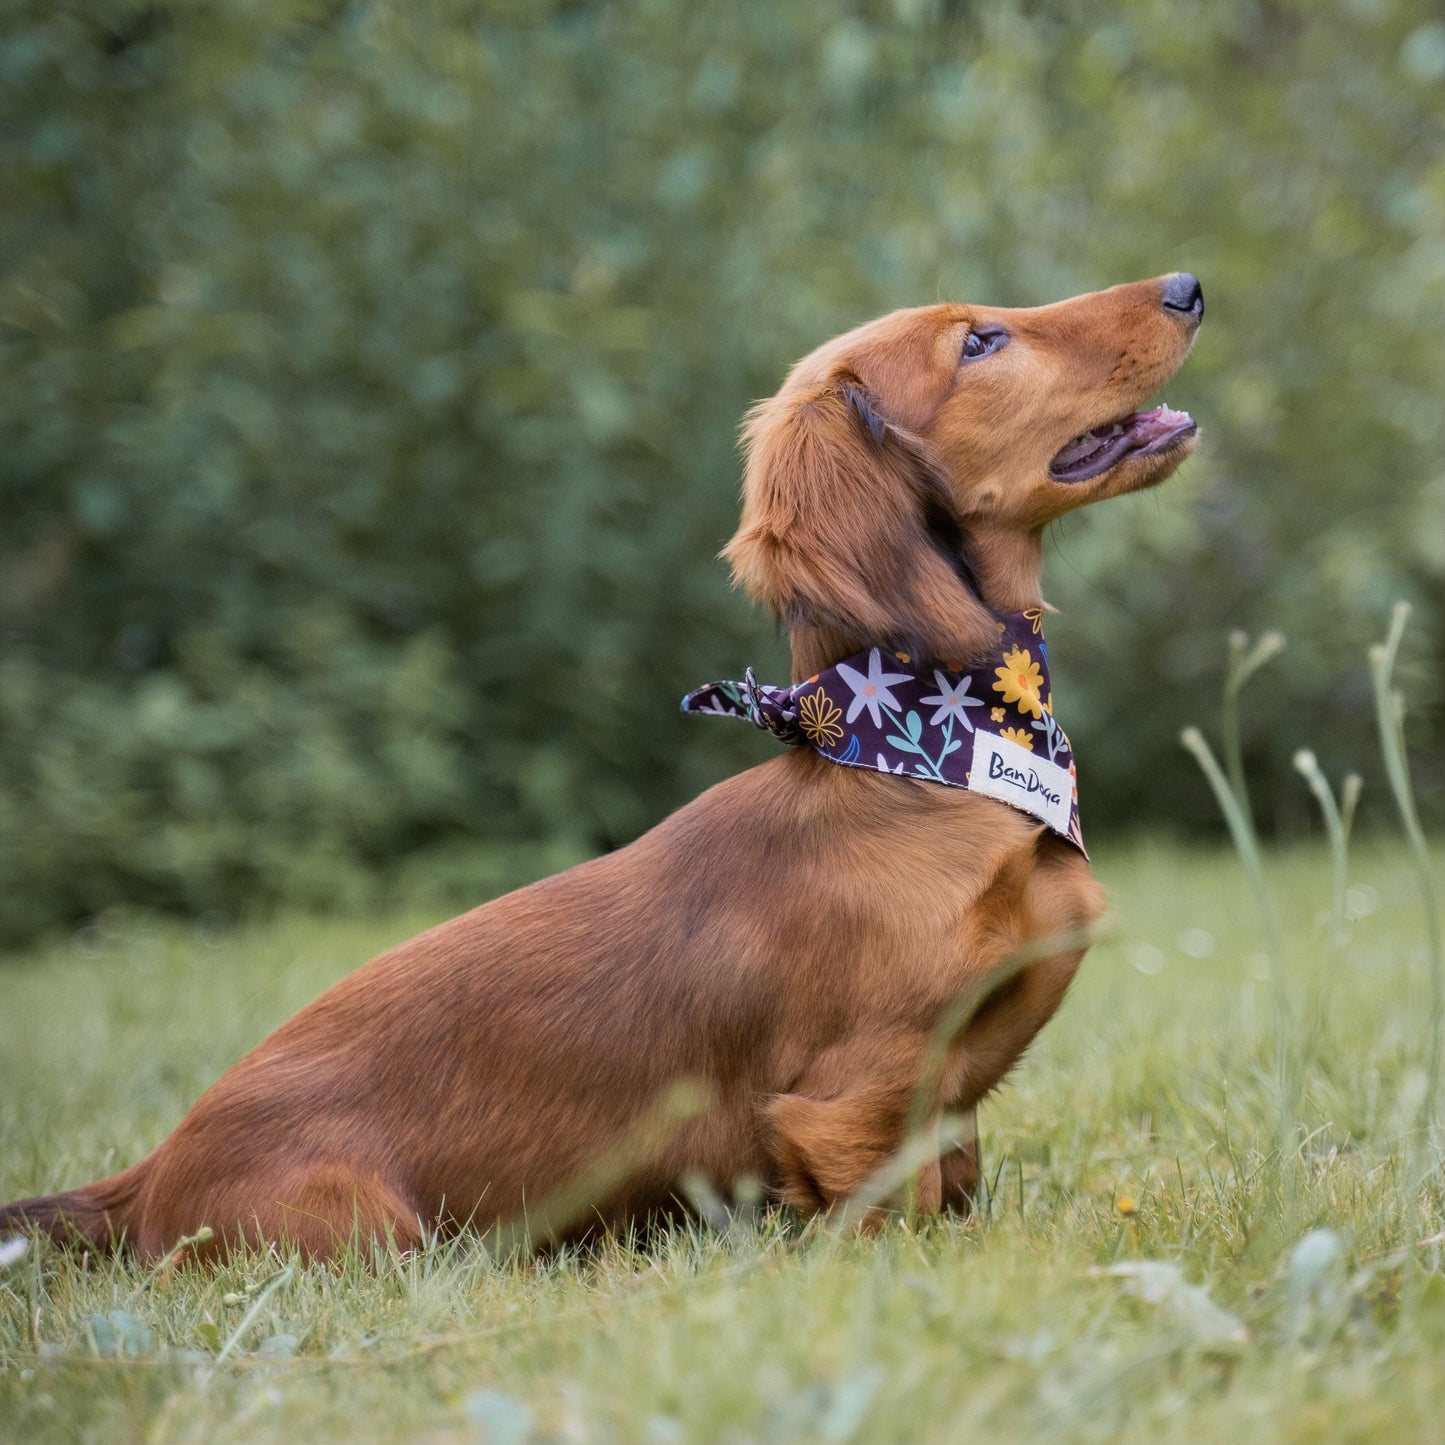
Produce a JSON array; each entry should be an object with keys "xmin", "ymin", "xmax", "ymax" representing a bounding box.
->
[
  {"xmin": 127, "ymin": 1224, "xmax": 214, "ymax": 1302},
  {"xmin": 1182, "ymin": 727, "xmax": 1280, "ymax": 961},
  {"xmin": 1368, "ymin": 602, "xmax": 1445, "ymax": 1142},
  {"xmin": 214, "ymin": 1265, "xmax": 293, "ymax": 1364},
  {"xmin": 1222, "ymin": 630, "xmax": 1286, "ymax": 839},
  {"xmin": 1293, "ymin": 751, "xmax": 1360, "ymax": 1060},
  {"xmin": 1292, "ymin": 750, "xmax": 1356, "ymax": 951},
  {"xmin": 1182, "ymin": 725, "xmax": 1292, "ymax": 1131}
]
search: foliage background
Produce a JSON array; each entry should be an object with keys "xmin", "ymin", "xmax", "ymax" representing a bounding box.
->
[{"xmin": 2, "ymin": 0, "xmax": 1442, "ymax": 945}]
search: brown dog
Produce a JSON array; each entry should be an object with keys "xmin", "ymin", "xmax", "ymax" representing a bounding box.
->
[{"xmin": 2, "ymin": 273, "xmax": 1202, "ymax": 1262}]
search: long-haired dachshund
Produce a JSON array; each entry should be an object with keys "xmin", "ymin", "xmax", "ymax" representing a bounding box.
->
[{"xmin": 2, "ymin": 273, "xmax": 1203, "ymax": 1262}]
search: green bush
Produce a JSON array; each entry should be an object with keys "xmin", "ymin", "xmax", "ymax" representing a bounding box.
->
[{"xmin": 2, "ymin": 0, "xmax": 1441, "ymax": 944}]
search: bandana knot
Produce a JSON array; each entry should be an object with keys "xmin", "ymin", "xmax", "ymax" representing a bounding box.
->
[{"xmin": 683, "ymin": 611, "xmax": 1085, "ymax": 854}]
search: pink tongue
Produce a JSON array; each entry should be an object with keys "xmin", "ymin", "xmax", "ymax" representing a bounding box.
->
[{"xmin": 1132, "ymin": 405, "xmax": 1191, "ymax": 441}]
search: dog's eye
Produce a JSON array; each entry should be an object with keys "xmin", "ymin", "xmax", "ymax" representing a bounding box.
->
[{"xmin": 961, "ymin": 328, "xmax": 1006, "ymax": 362}]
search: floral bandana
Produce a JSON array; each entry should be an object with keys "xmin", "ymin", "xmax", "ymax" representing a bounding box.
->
[{"xmin": 682, "ymin": 609, "xmax": 1085, "ymax": 854}]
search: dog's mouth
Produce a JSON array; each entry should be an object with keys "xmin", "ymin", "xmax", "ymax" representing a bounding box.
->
[{"xmin": 1048, "ymin": 404, "xmax": 1197, "ymax": 484}]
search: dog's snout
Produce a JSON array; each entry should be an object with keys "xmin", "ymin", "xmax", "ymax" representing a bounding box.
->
[{"xmin": 1160, "ymin": 272, "xmax": 1204, "ymax": 323}]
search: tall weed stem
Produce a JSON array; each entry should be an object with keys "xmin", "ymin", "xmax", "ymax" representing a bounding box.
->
[
  {"xmin": 1183, "ymin": 630, "xmax": 1291, "ymax": 1139},
  {"xmin": 1369, "ymin": 602, "xmax": 1445, "ymax": 1145},
  {"xmin": 1182, "ymin": 725, "xmax": 1291, "ymax": 1125},
  {"xmin": 1292, "ymin": 751, "xmax": 1361, "ymax": 1053},
  {"xmin": 1222, "ymin": 629, "xmax": 1287, "ymax": 848}
]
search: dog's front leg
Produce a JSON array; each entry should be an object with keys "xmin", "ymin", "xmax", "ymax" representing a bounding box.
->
[
  {"xmin": 937, "ymin": 1106, "xmax": 980, "ymax": 1214},
  {"xmin": 765, "ymin": 1034, "xmax": 943, "ymax": 1227}
]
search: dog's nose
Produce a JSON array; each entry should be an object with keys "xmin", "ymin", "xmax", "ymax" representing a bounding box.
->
[{"xmin": 1161, "ymin": 272, "xmax": 1204, "ymax": 322}]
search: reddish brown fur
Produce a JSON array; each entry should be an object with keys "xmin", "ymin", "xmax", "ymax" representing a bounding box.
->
[{"xmin": 2, "ymin": 276, "xmax": 1201, "ymax": 1262}]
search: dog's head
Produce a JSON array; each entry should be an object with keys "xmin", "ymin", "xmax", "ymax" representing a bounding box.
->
[{"xmin": 726, "ymin": 274, "xmax": 1202, "ymax": 672}]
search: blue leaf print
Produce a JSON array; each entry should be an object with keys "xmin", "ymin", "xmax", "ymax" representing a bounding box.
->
[{"xmin": 905, "ymin": 711, "xmax": 923, "ymax": 743}]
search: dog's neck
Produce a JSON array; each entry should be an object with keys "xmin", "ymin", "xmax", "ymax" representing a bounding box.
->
[
  {"xmin": 684, "ymin": 603, "xmax": 1084, "ymax": 851},
  {"xmin": 786, "ymin": 525, "xmax": 1046, "ymax": 681},
  {"xmin": 965, "ymin": 523, "xmax": 1045, "ymax": 613}
]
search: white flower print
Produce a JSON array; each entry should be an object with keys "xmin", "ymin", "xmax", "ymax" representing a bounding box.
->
[
  {"xmin": 835, "ymin": 649, "xmax": 912, "ymax": 727},
  {"xmin": 876, "ymin": 753, "xmax": 907, "ymax": 774},
  {"xmin": 919, "ymin": 670, "xmax": 984, "ymax": 731}
]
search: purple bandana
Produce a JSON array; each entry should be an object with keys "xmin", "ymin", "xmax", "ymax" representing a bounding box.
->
[{"xmin": 682, "ymin": 609, "xmax": 1085, "ymax": 854}]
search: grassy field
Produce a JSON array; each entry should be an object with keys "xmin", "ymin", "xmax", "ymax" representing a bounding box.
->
[{"xmin": 3, "ymin": 839, "xmax": 1444, "ymax": 1444}]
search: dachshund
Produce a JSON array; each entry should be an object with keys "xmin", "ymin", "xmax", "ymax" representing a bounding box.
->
[{"xmin": 1, "ymin": 272, "xmax": 1203, "ymax": 1262}]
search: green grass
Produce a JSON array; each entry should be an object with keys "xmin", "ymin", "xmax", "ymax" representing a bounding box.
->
[{"xmin": 3, "ymin": 840, "xmax": 1445, "ymax": 1444}]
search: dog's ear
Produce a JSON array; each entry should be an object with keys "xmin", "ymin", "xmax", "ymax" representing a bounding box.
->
[{"xmin": 724, "ymin": 375, "xmax": 997, "ymax": 664}]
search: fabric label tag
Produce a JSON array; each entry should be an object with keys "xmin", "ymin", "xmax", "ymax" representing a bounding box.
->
[{"xmin": 969, "ymin": 732, "xmax": 1073, "ymax": 835}]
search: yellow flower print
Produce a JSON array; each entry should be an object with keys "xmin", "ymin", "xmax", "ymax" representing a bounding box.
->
[
  {"xmin": 1021, "ymin": 606, "xmax": 1045, "ymax": 636},
  {"xmin": 999, "ymin": 726, "xmax": 1035, "ymax": 751},
  {"xmin": 993, "ymin": 646, "xmax": 1045, "ymax": 719},
  {"xmin": 990, "ymin": 707, "xmax": 1005, "ymax": 723},
  {"xmin": 798, "ymin": 689, "xmax": 845, "ymax": 748}
]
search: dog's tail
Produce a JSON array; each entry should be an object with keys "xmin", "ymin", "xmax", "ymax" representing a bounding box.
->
[{"xmin": 0, "ymin": 1155, "xmax": 155, "ymax": 1254}]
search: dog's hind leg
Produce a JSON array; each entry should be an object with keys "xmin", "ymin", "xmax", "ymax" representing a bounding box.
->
[
  {"xmin": 265, "ymin": 1163, "xmax": 426, "ymax": 1263},
  {"xmin": 135, "ymin": 1158, "xmax": 425, "ymax": 1265}
]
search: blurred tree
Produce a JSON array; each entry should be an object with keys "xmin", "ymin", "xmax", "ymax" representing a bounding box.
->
[{"xmin": 1, "ymin": 0, "xmax": 1441, "ymax": 944}]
